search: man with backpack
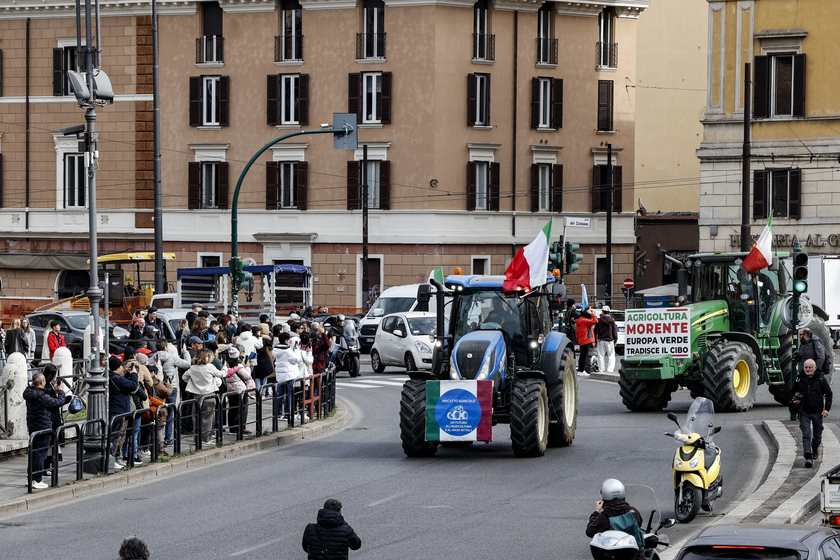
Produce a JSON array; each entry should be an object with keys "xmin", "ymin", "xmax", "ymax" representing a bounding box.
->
[{"xmin": 586, "ymin": 479, "xmax": 645, "ymax": 560}]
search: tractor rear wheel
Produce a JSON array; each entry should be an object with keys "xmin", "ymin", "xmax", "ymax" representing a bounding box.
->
[
  {"xmin": 703, "ymin": 341, "xmax": 758, "ymax": 412},
  {"xmin": 618, "ymin": 362, "xmax": 676, "ymax": 411},
  {"xmin": 769, "ymin": 329, "xmax": 794, "ymax": 405},
  {"xmin": 510, "ymin": 378, "xmax": 549, "ymax": 457},
  {"xmin": 399, "ymin": 380, "xmax": 438, "ymax": 457},
  {"xmin": 548, "ymin": 348, "xmax": 577, "ymax": 447}
]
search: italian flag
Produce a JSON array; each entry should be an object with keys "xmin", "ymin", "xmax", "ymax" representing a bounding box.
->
[
  {"xmin": 502, "ymin": 218, "xmax": 553, "ymax": 292},
  {"xmin": 426, "ymin": 380, "xmax": 493, "ymax": 442},
  {"xmin": 741, "ymin": 215, "xmax": 773, "ymax": 274},
  {"xmin": 428, "ymin": 267, "xmax": 444, "ymax": 284}
]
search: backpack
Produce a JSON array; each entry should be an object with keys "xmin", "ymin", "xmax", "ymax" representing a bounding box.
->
[
  {"xmin": 607, "ymin": 510, "xmax": 644, "ymax": 549},
  {"xmin": 564, "ymin": 311, "xmax": 578, "ymax": 345}
]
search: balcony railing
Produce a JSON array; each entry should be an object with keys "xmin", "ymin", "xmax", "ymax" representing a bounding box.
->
[
  {"xmin": 196, "ymin": 35, "xmax": 224, "ymax": 64},
  {"xmin": 597, "ymin": 41, "xmax": 618, "ymax": 68},
  {"xmin": 356, "ymin": 32, "xmax": 386, "ymax": 60},
  {"xmin": 275, "ymin": 35, "xmax": 304, "ymax": 62},
  {"xmin": 473, "ymin": 33, "xmax": 495, "ymax": 62},
  {"xmin": 536, "ymin": 37, "xmax": 558, "ymax": 65}
]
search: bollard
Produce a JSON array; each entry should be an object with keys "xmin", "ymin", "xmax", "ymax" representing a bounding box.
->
[{"xmin": 1, "ymin": 352, "xmax": 29, "ymax": 439}]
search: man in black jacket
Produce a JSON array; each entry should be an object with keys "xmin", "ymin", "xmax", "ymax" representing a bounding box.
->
[
  {"xmin": 23, "ymin": 372, "xmax": 66, "ymax": 489},
  {"xmin": 302, "ymin": 498, "xmax": 361, "ymax": 560},
  {"xmin": 108, "ymin": 356, "xmax": 139, "ymax": 469},
  {"xmin": 792, "ymin": 358, "xmax": 832, "ymax": 468},
  {"xmin": 794, "ymin": 328, "xmax": 826, "ymax": 375}
]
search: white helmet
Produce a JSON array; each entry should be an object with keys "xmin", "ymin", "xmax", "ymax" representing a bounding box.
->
[
  {"xmin": 601, "ymin": 479, "xmax": 626, "ymax": 501},
  {"xmin": 338, "ymin": 314, "xmax": 346, "ymax": 321}
]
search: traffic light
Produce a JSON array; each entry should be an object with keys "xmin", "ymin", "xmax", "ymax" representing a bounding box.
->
[
  {"xmin": 549, "ymin": 236, "xmax": 564, "ymax": 273},
  {"xmin": 239, "ymin": 268, "xmax": 254, "ymax": 291},
  {"xmin": 793, "ymin": 250, "xmax": 808, "ymax": 293},
  {"xmin": 565, "ymin": 242, "xmax": 583, "ymax": 274}
]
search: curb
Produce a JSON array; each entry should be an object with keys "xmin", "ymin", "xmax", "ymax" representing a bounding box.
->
[{"xmin": 0, "ymin": 405, "xmax": 348, "ymax": 518}]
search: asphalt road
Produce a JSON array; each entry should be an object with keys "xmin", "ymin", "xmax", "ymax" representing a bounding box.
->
[{"xmin": 1, "ymin": 365, "xmax": 787, "ymax": 560}]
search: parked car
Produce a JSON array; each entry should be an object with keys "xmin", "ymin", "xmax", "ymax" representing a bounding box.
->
[
  {"xmin": 675, "ymin": 523, "xmax": 840, "ymax": 559},
  {"xmin": 370, "ymin": 312, "xmax": 438, "ymax": 372},
  {"xmin": 358, "ymin": 284, "xmax": 439, "ymax": 353},
  {"xmin": 26, "ymin": 310, "xmax": 128, "ymax": 360}
]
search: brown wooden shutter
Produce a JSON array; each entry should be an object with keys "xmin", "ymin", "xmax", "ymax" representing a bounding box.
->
[
  {"xmin": 189, "ymin": 76, "xmax": 201, "ymax": 126},
  {"xmin": 552, "ymin": 78, "xmax": 563, "ymax": 129},
  {"xmin": 612, "ymin": 165, "xmax": 622, "ymax": 213},
  {"xmin": 347, "ymin": 161, "xmax": 360, "ymax": 210},
  {"xmin": 467, "ymin": 74, "xmax": 477, "ymax": 126},
  {"xmin": 530, "ymin": 77, "xmax": 540, "ymax": 128},
  {"xmin": 592, "ymin": 166, "xmax": 602, "ymax": 212},
  {"xmin": 188, "ymin": 162, "xmax": 201, "ymax": 209},
  {"xmin": 265, "ymin": 161, "xmax": 278, "ymax": 210},
  {"xmin": 0, "ymin": 153, "xmax": 4, "ymax": 208},
  {"xmin": 485, "ymin": 73, "xmax": 491, "ymax": 125},
  {"xmin": 53, "ymin": 48, "xmax": 64, "ymax": 96},
  {"xmin": 348, "ymin": 73, "xmax": 361, "ymax": 118},
  {"xmin": 380, "ymin": 71, "xmax": 392, "ymax": 124},
  {"xmin": 217, "ymin": 162, "xmax": 229, "ymax": 209},
  {"xmin": 789, "ymin": 168, "xmax": 801, "ymax": 219},
  {"xmin": 753, "ymin": 170, "xmax": 767, "ymax": 219},
  {"xmin": 598, "ymin": 80, "xmax": 613, "ymax": 131},
  {"xmin": 219, "ymin": 76, "xmax": 230, "ymax": 126},
  {"xmin": 552, "ymin": 164, "xmax": 563, "ymax": 213},
  {"xmin": 753, "ymin": 56, "xmax": 770, "ymax": 118},
  {"xmin": 530, "ymin": 164, "xmax": 539, "ymax": 212},
  {"xmin": 298, "ymin": 74, "xmax": 309, "ymax": 125},
  {"xmin": 793, "ymin": 54, "xmax": 806, "ymax": 117},
  {"xmin": 379, "ymin": 160, "xmax": 391, "ymax": 210},
  {"xmin": 267, "ymin": 75, "xmax": 279, "ymax": 126},
  {"xmin": 489, "ymin": 162, "xmax": 500, "ymax": 212},
  {"xmin": 296, "ymin": 161, "xmax": 308, "ymax": 210},
  {"xmin": 466, "ymin": 162, "xmax": 477, "ymax": 211}
]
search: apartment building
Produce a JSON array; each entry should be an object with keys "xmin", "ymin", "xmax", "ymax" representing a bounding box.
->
[
  {"xmin": 699, "ymin": 0, "xmax": 840, "ymax": 258},
  {"xmin": 0, "ymin": 0, "xmax": 649, "ymax": 308}
]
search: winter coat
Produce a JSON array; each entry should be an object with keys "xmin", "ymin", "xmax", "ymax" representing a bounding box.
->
[
  {"xmin": 4, "ymin": 327, "xmax": 29, "ymax": 356},
  {"xmin": 23, "ymin": 386, "xmax": 66, "ymax": 433},
  {"xmin": 109, "ymin": 371, "xmax": 139, "ymax": 416},
  {"xmin": 301, "ymin": 508, "xmax": 361, "ymax": 560},
  {"xmin": 300, "ymin": 348, "xmax": 314, "ymax": 378},
  {"xmin": 182, "ymin": 363, "xmax": 224, "ymax": 396},
  {"xmin": 225, "ymin": 365, "xmax": 252, "ymax": 393},
  {"xmin": 24, "ymin": 329, "xmax": 36, "ymax": 359},
  {"xmin": 793, "ymin": 372, "xmax": 833, "ymax": 415},
  {"xmin": 153, "ymin": 349, "xmax": 191, "ymax": 385},
  {"xmin": 312, "ymin": 333, "xmax": 331, "ymax": 375},
  {"xmin": 125, "ymin": 358, "xmax": 154, "ymax": 410},
  {"xmin": 595, "ymin": 314, "xmax": 617, "ymax": 343},
  {"xmin": 797, "ymin": 337, "xmax": 826, "ymax": 375},
  {"xmin": 273, "ymin": 344, "xmax": 302, "ymax": 383},
  {"xmin": 236, "ymin": 330, "xmax": 263, "ymax": 360},
  {"xmin": 575, "ymin": 312, "xmax": 599, "ymax": 346},
  {"xmin": 47, "ymin": 331, "xmax": 66, "ymax": 359},
  {"xmin": 585, "ymin": 498, "xmax": 645, "ymax": 560},
  {"xmin": 253, "ymin": 337, "xmax": 274, "ymax": 380}
]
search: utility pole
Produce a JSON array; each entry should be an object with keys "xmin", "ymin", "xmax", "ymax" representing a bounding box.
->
[
  {"xmin": 362, "ymin": 145, "xmax": 369, "ymax": 307},
  {"xmin": 741, "ymin": 62, "xmax": 752, "ymax": 252},
  {"xmin": 605, "ymin": 143, "xmax": 613, "ymax": 300},
  {"xmin": 152, "ymin": 0, "xmax": 165, "ymax": 294}
]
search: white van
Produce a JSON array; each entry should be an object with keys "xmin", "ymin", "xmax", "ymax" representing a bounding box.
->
[{"xmin": 358, "ymin": 283, "xmax": 437, "ymax": 352}]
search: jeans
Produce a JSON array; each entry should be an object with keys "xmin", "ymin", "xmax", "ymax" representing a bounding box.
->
[
  {"xmin": 31, "ymin": 433, "xmax": 52, "ymax": 483},
  {"xmin": 109, "ymin": 417, "xmax": 126, "ymax": 462},
  {"xmin": 164, "ymin": 387, "xmax": 178, "ymax": 445},
  {"xmin": 253, "ymin": 377, "xmax": 265, "ymax": 391},
  {"xmin": 578, "ymin": 343, "xmax": 592, "ymax": 372},
  {"xmin": 800, "ymin": 410, "xmax": 824, "ymax": 459},
  {"xmin": 276, "ymin": 382, "xmax": 288, "ymax": 416},
  {"xmin": 122, "ymin": 416, "xmax": 141, "ymax": 459}
]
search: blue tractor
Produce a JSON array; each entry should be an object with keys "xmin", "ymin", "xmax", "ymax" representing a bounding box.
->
[{"xmin": 399, "ymin": 275, "xmax": 577, "ymax": 457}]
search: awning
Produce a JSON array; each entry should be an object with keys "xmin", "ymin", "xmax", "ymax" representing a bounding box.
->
[{"xmin": 0, "ymin": 253, "xmax": 90, "ymax": 270}]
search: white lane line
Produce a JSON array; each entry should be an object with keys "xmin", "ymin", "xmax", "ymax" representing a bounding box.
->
[
  {"xmin": 336, "ymin": 382, "xmax": 379, "ymax": 389},
  {"xmin": 366, "ymin": 491, "xmax": 409, "ymax": 507},
  {"xmin": 365, "ymin": 380, "xmax": 408, "ymax": 387},
  {"xmin": 230, "ymin": 534, "xmax": 292, "ymax": 556}
]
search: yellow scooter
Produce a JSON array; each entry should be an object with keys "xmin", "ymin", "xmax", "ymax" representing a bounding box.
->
[{"xmin": 665, "ymin": 397, "xmax": 722, "ymax": 523}]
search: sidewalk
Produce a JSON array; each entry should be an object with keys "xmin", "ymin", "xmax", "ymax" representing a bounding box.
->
[{"xmin": 0, "ymin": 405, "xmax": 348, "ymax": 517}]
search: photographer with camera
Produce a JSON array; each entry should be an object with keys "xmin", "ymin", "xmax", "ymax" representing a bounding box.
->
[
  {"xmin": 791, "ymin": 358, "xmax": 832, "ymax": 468},
  {"xmin": 108, "ymin": 356, "xmax": 139, "ymax": 470}
]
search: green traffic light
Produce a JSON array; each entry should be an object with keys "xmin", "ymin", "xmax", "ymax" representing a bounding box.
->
[{"xmin": 794, "ymin": 279, "xmax": 807, "ymax": 293}]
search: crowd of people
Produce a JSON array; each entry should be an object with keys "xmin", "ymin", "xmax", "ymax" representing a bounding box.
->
[{"xmin": 563, "ymin": 299, "xmax": 618, "ymax": 376}]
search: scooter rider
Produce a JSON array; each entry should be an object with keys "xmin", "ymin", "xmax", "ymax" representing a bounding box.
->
[
  {"xmin": 586, "ymin": 479, "xmax": 645, "ymax": 560},
  {"xmin": 329, "ymin": 315, "xmax": 347, "ymax": 364}
]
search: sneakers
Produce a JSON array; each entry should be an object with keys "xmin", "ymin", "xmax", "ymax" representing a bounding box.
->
[
  {"xmin": 805, "ymin": 459, "xmax": 814, "ymax": 468},
  {"xmin": 114, "ymin": 459, "xmax": 126, "ymax": 469},
  {"xmin": 31, "ymin": 480, "xmax": 48, "ymax": 490},
  {"xmin": 139, "ymin": 450, "xmax": 151, "ymax": 457},
  {"xmin": 577, "ymin": 371, "xmax": 590, "ymax": 377}
]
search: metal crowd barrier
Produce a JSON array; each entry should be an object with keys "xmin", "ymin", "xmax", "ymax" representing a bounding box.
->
[{"xmin": 27, "ymin": 370, "xmax": 337, "ymax": 491}]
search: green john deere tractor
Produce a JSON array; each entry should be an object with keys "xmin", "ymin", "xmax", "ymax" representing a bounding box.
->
[{"xmin": 619, "ymin": 252, "xmax": 833, "ymax": 412}]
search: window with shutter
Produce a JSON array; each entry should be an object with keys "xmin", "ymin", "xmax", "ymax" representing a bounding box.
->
[
  {"xmin": 188, "ymin": 162, "xmax": 201, "ymax": 209},
  {"xmin": 552, "ymin": 164, "xmax": 563, "ymax": 213},
  {"xmin": 347, "ymin": 161, "xmax": 360, "ymax": 210},
  {"xmin": 380, "ymin": 71, "xmax": 392, "ymax": 124},
  {"xmin": 219, "ymin": 76, "xmax": 229, "ymax": 126},
  {"xmin": 789, "ymin": 168, "xmax": 801, "ymax": 219},
  {"xmin": 190, "ymin": 76, "xmax": 201, "ymax": 126},
  {"xmin": 467, "ymin": 74, "xmax": 477, "ymax": 126},
  {"xmin": 379, "ymin": 160, "xmax": 391, "ymax": 210},
  {"xmin": 466, "ymin": 161, "xmax": 477, "ymax": 211},
  {"xmin": 266, "ymin": 161, "xmax": 279, "ymax": 209},
  {"xmin": 755, "ymin": 53, "xmax": 806, "ymax": 118},
  {"xmin": 613, "ymin": 165, "xmax": 622, "ymax": 212},
  {"xmin": 299, "ymin": 74, "xmax": 309, "ymax": 125},
  {"xmin": 217, "ymin": 162, "xmax": 229, "ymax": 209},
  {"xmin": 592, "ymin": 166, "xmax": 602, "ymax": 213},
  {"xmin": 348, "ymin": 73, "xmax": 361, "ymax": 118},
  {"xmin": 753, "ymin": 170, "xmax": 767, "ymax": 219},
  {"xmin": 489, "ymin": 162, "xmax": 500, "ymax": 211},
  {"xmin": 759, "ymin": 168, "xmax": 799, "ymax": 219},
  {"xmin": 530, "ymin": 77, "xmax": 540, "ymax": 128},
  {"xmin": 297, "ymin": 161, "xmax": 308, "ymax": 210},
  {"xmin": 552, "ymin": 78, "xmax": 563, "ymax": 129},
  {"xmin": 267, "ymin": 75, "xmax": 279, "ymax": 126},
  {"xmin": 597, "ymin": 80, "xmax": 613, "ymax": 131},
  {"xmin": 530, "ymin": 164, "xmax": 540, "ymax": 212}
]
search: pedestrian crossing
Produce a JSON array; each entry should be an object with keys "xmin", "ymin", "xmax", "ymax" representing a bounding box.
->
[{"xmin": 335, "ymin": 376, "xmax": 408, "ymax": 389}]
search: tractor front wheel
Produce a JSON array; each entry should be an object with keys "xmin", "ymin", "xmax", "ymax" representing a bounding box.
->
[
  {"xmin": 510, "ymin": 378, "xmax": 549, "ymax": 457},
  {"xmin": 703, "ymin": 341, "xmax": 758, "ymax": 412},
  {"xmin": 548, "ymin": 348, "xmax": 577, "ymax": 447},
  {"xmin": 399, "ymin": 380, "xmax": 438, "ymax": 457},
  {"xmin": 618, "ymin": 363, "xmax": 676, "ymax": 412}
]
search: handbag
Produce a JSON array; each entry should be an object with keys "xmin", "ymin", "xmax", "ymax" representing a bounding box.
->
[
  {"xmin": 68, "ymin": 396, "xmax": 84, "ymax": 414},
  {"xmin": 312, "ymin": 525, "xmax": 332, "ymax": 560}
]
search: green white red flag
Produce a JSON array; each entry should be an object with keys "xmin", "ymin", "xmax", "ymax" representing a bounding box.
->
[
  {"xmin": 425, "ymin": 380, "xmax": 493, "ymax": 442},
  {"xmin": 503, "ymin": 218, "xmax": 553, "ymax": 292},
  {"xmin": 741, "ymin": 215, "xmax": 773, "ymax": 274}
]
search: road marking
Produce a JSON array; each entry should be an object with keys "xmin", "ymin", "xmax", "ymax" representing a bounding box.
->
[
  {"xmin": 367, "ymin": 380, "xmax": 407, "ymax": 386},
  {"xmin": 336, "ymin": 382, "xmax": 381, "ymax": 389},
  {"xmin": 230, "ymin": 534, "xmax": 292, "ymax": 556},
  {"xmin": 366, "ymin": 491, "xmax": 408, "ymax": 507}
]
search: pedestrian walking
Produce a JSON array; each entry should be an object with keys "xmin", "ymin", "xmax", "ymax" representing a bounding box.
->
[
  {"xmin": 791, "ymin": 358, "xmax": 833, "ymax": 468},
  {"xmin": 302, "ymin": 498, "xmax": 361, "ymax": 560},
  {"xmin": 23, "ymin": 371, "xmax": 66, "ymax": 489},
  {"xmin": 794, "ymin": 327, "xmax": 826, "ymax": 376},
  {"xmin": 595, "ymin": 306, "xmax": 618, "ymax": 373}
]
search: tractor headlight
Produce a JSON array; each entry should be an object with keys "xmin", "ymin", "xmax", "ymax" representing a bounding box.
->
[
  {"xmin": 415, "ymin": 341, "xmax": 431, "ymax": 354},
  {"xmin": 476, "ymin": 359, "xmax": 491, "ymax": 380},
  {"xmin": 449, "ymin": 356, "xmax": 459, "ymax": 379},
  {"xmin": 689, "ymin": 457, "xmax": 700, "ymax": 469}
]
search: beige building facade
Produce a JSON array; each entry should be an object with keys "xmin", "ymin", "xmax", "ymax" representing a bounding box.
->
[{"xmin": 0, "ymin": 0, "xmax": 649, "ymax": 310}]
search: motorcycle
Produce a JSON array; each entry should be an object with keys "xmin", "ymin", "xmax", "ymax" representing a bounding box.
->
[
  {"xmin": 331, "ymin": 333, "xmax": 361, "ymax": 377},
  {"xmin": 589, "ymin": 484, "xmax": 675, "ymax": 560},
  {"xmin": 665, "ymin": 396, "xmax": 723, "ymax": 523}
]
